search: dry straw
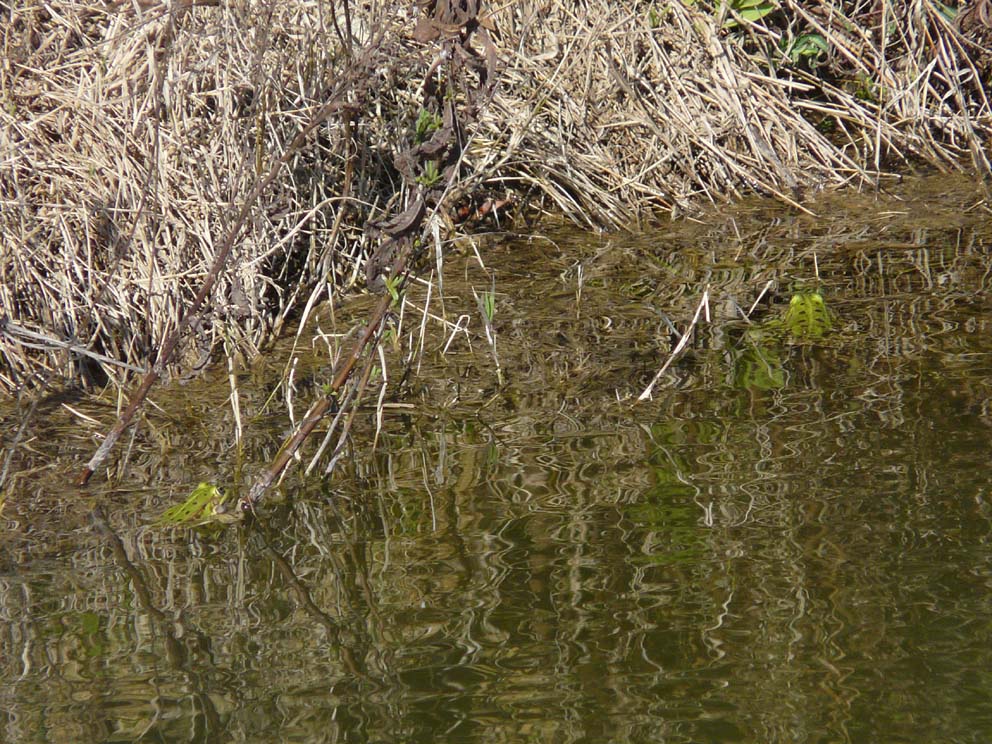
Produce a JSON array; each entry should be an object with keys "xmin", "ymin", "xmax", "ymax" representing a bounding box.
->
[{"xmin": 2, "ymin": 0, "xmax": 990, "ymax": 394}]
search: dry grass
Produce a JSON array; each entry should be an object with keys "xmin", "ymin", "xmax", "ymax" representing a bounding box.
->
[
  {"xmin": 1, "ymin": 0, "xmax": 990, "ymax": 395},
  {"xmin": 475, "ymin": 0, "xmax": 991, "ymax": 227},
  {"xmin": 1, "ymin": 0, "xmax": 418, "ymax": 393}
]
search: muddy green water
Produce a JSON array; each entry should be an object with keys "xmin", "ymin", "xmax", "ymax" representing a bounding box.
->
[{"xmin": 3, "ymin": 177, "xmax": 992, "ymax": 743}]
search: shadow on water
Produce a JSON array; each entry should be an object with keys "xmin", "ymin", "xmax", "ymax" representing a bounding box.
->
[{"xmin": 2, "ymin": 176, "xmax": 992, "ymax": 742}]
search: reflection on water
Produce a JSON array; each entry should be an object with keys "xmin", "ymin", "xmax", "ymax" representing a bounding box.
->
[{"xmin": 2, "ymin": 178, "xmax": 992, "ymax": 742}]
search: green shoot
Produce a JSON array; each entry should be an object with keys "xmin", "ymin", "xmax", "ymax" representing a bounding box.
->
[
  {"xmin": 784, "ymin": 33, "xmax": 828, "ymax": 65},
  {"xmin": 482, "ymin": 288, "xmax": 496, "ymax": 324},
  {"xmin": 415, "ymin": 109, "xmax": 443, "ymax": 143},
  {"xmin": 416, "ymin": 160, "xmax": 442, "ymax": 188},
  {"xmin": 723, "ymin": 0, "xmax": 777, "ymax": 28},
  {"xmin": 473, "ymin": 282, "xmax": 502, "ymax": 385},
  {"xmin": 384, "ymin": 274, "xmax": 402, "ymax": 304}
]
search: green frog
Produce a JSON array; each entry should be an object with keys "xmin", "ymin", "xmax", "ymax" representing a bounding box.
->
[{"xmin": 157, "ymin": 482, "xmax": 243, "ymax": 527}]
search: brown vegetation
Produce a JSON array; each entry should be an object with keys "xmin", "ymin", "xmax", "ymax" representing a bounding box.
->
[{"xmin": 1, "ymin": 0, "xmax": 990, "ymax": 397}]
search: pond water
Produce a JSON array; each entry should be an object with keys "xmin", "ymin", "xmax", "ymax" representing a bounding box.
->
[{"xmin": 2, "ymin": 177, "xmax": 992, "ymax": 742}]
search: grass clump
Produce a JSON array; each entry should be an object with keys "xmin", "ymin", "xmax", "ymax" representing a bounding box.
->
[
  {"xmin": 1, "ymin": 1, "xmax": 427, "ymax": 394},
  {"xmin": 476, "ymin": 0, "xmax": 991, "ymax": 226},
  {"xmin": 1, "ymin": 0, "xmax": 990, "ymax": 395}
]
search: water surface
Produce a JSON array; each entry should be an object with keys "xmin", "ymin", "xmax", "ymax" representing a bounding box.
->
[{"xmin": 2, "ymin": 176, "xmax": 991, "ymax": 742}]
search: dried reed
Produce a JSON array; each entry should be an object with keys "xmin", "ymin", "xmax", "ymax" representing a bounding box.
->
[
  {"xmin": 1, "ymin": 0, "xmax": 419, "ymax": 394},
  {"xmin": 477, "ymin": 0, "xmax": 991, "ymax": 228},
  {"xmin": 2, "ymin": 0, "xmax": 989, "ymax": 395}
]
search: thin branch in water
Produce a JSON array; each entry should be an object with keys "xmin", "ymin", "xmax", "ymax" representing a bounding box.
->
[
  {"xmin": 415, "ymin": 271, "xmax": 433, "ymax": 376},
  {"xmin": 638, "ymin": 289, "xmax": 710, "ymax": 401},
  {"xmin": 227, "ymin": 344, "xmax": 243, "ymax": 446},
  {"xmin": 443, "ymin": 315, "xmax": 473, "ymax": 354},
  {"xmin": 747, "ymin": 280, "xmax": 775, "ymax": 318},
  {"xmin": 372, "ymin": 343, "xmax": 389, "ymax": 452}
]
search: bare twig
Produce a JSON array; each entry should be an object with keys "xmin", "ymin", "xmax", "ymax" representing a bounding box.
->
[{"xmin": 638, "ymin": 289, "xmax": 710, "ymax": 401}]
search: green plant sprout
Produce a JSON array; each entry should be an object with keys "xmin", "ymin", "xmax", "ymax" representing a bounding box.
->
[
  {"xmin": 679, "ymin": 0, "xmax": 777, "ymax": 28},
  {"xmin": 681, "ymin": 0, "xmax": 777, "ymax": 28},
  {"xmin": 482, "ymin": 288, "xmax": 496, "ymax": 324},
  {"xmin": 416, "ymin": 160, "xmax": 442, "ymax": 187},
  {"xmin": 473, "ymin": 283, "xmax": 502, "ymax": 385},
  {"xmin": 384, "ymin": 274, "xmax": 402, "ymax": 304},
  {"xmin": 384, "ymin": 324, "xmax": 399, "ymax": 350},
  {"xmin": 783, "ymin": 32, "xmax": 828, "ymax": 65},
  {"xmin": 415, "ymin": 109, "xmax": 443, "ymax": 143}
]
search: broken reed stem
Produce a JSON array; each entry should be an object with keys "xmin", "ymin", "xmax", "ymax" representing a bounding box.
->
[
  {"xmin": 372, "ymin": 343, "xmax": 389, "ymax": 452},
  {"xmin": 638, "ymin": 289, "xmax": 710, "ymax": 401},
  {"xmin": 238, "ymin": 251, "xmax": 410, "ymax": 509},
  {"xmin": 227, "ymin": 346, "xmax": 243, "ymax": 446}
]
